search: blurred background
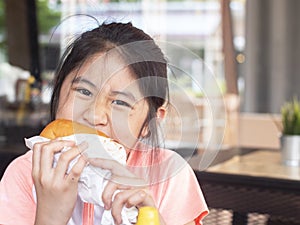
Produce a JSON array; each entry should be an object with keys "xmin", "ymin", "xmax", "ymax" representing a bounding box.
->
[
  {"xmin": 0, "ymin": 0, "xmax": 299, "ymax": 112},
  {"xmin": 1, "ymin": 0, "xmax": 299, "ymax": 148},
  {"xmin": 1, "ymin": 1, "xmax": 300, "ymax": 224},
  {"xmin": 1, "ymin": 0, "xmax": 300, "ymax": 155}
]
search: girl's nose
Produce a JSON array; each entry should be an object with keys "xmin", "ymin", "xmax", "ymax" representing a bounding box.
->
[{"xmin": 83, "ymin": 97, "xmax": 109, "ymax": 127}]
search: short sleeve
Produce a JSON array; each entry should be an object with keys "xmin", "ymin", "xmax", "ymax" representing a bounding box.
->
[
  {"xmin": 0, "ymin": 151, "xmax": 36, "ymax": 225},
  {"xmin": 126, "ymin": 147, "xmax": 209, "ymax": 225},
  {"xmin": 154, "ymin": 162, "xmax": 208, "ymax": 225}
]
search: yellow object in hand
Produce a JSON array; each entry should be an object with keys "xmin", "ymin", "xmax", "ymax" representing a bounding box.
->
[{"xmin": 136, "ymin": 207, "xmax": 160, "ymax": 225}]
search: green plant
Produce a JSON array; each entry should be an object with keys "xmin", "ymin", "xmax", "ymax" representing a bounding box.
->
[
  {"xmin": 37, "ymin": 0, "xmax": 61, "ymax": 34},
  {"xmin": 281, "ymin": 97, "xmax": 300, "ymax": 135}
]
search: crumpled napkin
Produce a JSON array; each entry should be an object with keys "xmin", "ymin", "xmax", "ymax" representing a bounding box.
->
[{"xmin": 25, "ymin": 134, "xmax": 138, "ymax": 225}]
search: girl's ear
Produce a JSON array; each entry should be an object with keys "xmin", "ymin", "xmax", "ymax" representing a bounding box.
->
[
  {"xmin": 156, "ymin": 106, "xmax": 167, "ymax": 121},
  {"xmin": 140, "ymin": 106, "xmax": 167, "ymax": 138},
  {"xmin": 140, "ymin": 125, "xmax": 149, "ymax": 138}
]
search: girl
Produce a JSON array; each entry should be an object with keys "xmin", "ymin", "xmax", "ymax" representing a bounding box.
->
[{"xmin": 0, "ymin": 22, "xmax": 208, "ymax": 225}]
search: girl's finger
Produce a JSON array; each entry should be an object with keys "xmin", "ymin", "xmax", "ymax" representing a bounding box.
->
[
  {"xmin": 110, "ymin": 174, "xmax": 146, "ymax": 187},
  {"xmin": 111, "ymin": 189, "xmax": 155, "ymax": 225},
  {"xmin": 102, "ymin": 181, "xmax": 120, "ymax": 210},
  {"xmin": 67, "ymin": 155, "xmax": 87, "ymax": 183},
  {"xmin": 124, "ymin": 190, "xmax": 154, "ymax": 208},
  {"xmin": 102, "ymin": 176, "xmax": 146, "ymax": 210},
  {"xmin": 40, "ymin": 140, "xmax": 75, "ymax": 173},
  {"xmin": 54, "ymin": 142, "xmax": 88, "ymax": 179},
  {"xmin": 32, "ymin": 141, "xmax": 48, "ymax": 179},
  {"xmin": 88, "ymin": 158, "xmax": 136, "ymax": 178}
]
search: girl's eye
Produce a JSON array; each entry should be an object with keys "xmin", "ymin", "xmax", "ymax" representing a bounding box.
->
[
  {"xmin": 112, "ymin": 100, "xmax": 132, "ymax": 109},
  {"xmin": 76, "ymin": 88, "xmax": 92, "ymax": 97}
]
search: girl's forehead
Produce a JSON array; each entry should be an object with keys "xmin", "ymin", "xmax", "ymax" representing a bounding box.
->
[
  {"xmin": 82, "ymin": 62, "xmax": 136, "ymax": 88},
  {"xmin": 69, "ymin": 56, "xmax": 145, "ymax": 99},
  {"xmin": 85, "ymin": 52, "xmax": 135, "ymax": 81}
]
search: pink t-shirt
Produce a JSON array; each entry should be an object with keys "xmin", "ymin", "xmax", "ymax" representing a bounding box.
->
[{"xmin": 0, "ymin": 148, "xmax": 208, "ymax": 225}]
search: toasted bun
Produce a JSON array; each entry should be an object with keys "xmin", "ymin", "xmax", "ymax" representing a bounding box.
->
[{"xmin": 40, "ymin": 119, "xmax": 107, "ymax": 139}]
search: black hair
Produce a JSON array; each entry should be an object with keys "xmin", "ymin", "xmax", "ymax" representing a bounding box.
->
[{"xmin": 50, "ymin": 21, "xmax": 169, "ymax": 150}]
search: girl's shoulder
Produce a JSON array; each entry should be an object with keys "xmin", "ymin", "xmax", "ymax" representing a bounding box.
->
[
  {"xmin": 1, "ymin": 150, "xmax": 33, "ymax": 183},
  {"xmin": 0, "ymin": 150, "xmax": 36, "ymax": 224},
  {"xmin": 9, "ymin": 150, "xmax": 33, "ymax": 168}
]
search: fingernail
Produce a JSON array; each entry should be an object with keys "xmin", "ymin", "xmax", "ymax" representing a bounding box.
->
[
  {"xmin": 87, "ymin": 158, "xmax": 95, "ymax": 163},
  {"xmin": 78, "ymin": 141, "xmax": 88, "ymax": 153},
  {"xmin": 104, "ymin": 204, "xmax": 110, "ymax": 210},
  {"xmin": 140, "ymin": 191, "xmax": 146, "ymax": 198},
  {"xmin": 114, "ymin": 218, "xmax": 122, "ymax": 225}
]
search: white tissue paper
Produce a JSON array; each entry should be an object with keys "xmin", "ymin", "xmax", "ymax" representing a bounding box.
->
[{"xmin": 25, "ymin": 134, "xmax": 138, "ymax": 225}]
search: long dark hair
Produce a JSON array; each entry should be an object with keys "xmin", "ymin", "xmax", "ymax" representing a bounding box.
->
[{"xmin": 50, "ymin": 21, "xmax": 169, "ymax": 149}]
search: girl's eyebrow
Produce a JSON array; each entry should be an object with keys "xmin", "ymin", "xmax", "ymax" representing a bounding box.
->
[
  {"xmin": 110, "ymin": 90, "xmax": 137, "ymax": 102},
  {"xmin": 72, "ymin": 76, "xmax": 137, "ymax": 101},
  {"xmin": 72, "ymin": 77, "xmax": 97, "ymax": 89}
]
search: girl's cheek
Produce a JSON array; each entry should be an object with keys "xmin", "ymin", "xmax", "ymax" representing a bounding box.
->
[
  {"xmin": 56, "ymin": 98, "xmax": 78, "ymax": 119},
  {"xmin": 56, "ymin": 107, "xmax": 73, "ymax": 120},
  {"xmin": 111, "ymin": 113, "xmax": 138, "ymax": 149}
]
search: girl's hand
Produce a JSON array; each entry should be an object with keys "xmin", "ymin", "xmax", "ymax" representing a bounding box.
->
[
  {"xmin": 32, "ymin": 139, "xmax": 88, "ymax": 225},
  {"xmin": 88, "ymin": 158, "xmax": 166, "ymax": 225}
]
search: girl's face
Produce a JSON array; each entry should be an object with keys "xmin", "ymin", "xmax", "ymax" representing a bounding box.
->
[{"xmin": 56, "ymin": 54, "xmax": 149, "ymax": 151}]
